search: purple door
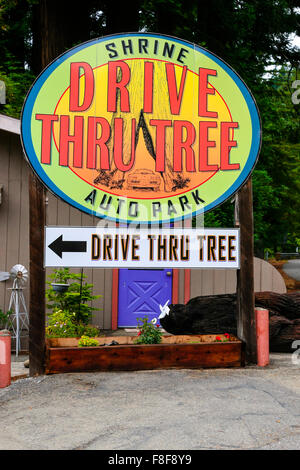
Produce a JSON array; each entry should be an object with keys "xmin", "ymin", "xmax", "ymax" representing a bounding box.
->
[{"xmin": 118, "ymin": 269, "xmax": 172, "ymax": 327}]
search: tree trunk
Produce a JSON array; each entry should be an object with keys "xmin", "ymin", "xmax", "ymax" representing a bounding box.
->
[
  {"xmin": 31, "ymin": 0, "xmax": 91, "ymax": 75},
  {"xmin": 160, "ymin": 292, "xmax": 300, "ymax": 353}
]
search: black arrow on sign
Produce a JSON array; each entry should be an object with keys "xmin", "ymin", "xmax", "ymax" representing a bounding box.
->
[{"xmin": 48, "ymin": 235, "xmax": 87, "ymax": 258}]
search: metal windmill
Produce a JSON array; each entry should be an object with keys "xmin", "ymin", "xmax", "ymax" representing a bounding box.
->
[{"xmin": 0, "ymin": 264, "xmax": 29, "ymax": 356}]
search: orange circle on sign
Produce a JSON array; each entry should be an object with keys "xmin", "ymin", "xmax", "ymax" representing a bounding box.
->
[{"xmin": 53, "ymin": 58, "xmax": 232, "ymax": 200}]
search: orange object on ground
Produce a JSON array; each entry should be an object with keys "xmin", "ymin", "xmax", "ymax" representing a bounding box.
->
[
  {"xmin": 255, "ymin": 308, "xmax": 269, "ymax": 367},
  {"xmin": 0, "ymin": 330, "xmax": 11, "ymax": 388}
]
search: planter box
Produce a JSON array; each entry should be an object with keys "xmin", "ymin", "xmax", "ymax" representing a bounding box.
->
[{"xmin": 45, "ymin": 334, "xmax": 245, "ymax": 374}]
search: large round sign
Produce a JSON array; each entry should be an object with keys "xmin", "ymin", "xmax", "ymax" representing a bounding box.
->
[{"xmin": 21, "ymin": 33, "xmax": 261, "ymax": 224}]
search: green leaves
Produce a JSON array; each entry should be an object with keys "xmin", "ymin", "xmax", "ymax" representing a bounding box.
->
[
  {"xmin": 78, "ymin": 335, "xmax": 99, "ymax": 347},
  {"xmin": 134, "ymin": 316, "xmax": 163, "ymax": 344},
  {"xmin": 46, "ymin": 268, "xmax": 101, "ymax": 325},
  {"xmin": 45, "ymin": 309, "xmax": 100, "ymax": 338},
  {"xmin": 0, "ymin": 308, "xmax": 11, "ymax": 329},
  {"xmin": 0, "ymin": 66, "xmax": 34, "ymax": 118},
  {"xmin": 254, "ymin": 67, "xmax": 300, "ymax": 251}
]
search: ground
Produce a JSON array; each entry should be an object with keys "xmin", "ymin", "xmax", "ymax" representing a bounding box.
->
[
  {"xmin": 4, "ymin": 258, "xmax": 299, "ymax": 450},
  {"xmin": 282, "ymin": 259, "xmax": 300, "ymax": 283},
  {"xmin": 2, "ymin": 353, "xmax": 300, "ymax": 450},
  {"xmin": 269, "ymin": 258, "xmax": 300, "ymax": 292}
]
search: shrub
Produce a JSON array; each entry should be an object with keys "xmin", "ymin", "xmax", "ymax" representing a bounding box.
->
[
  {"xmin": 45, "ymin": 309, "xmax": 101, "ymax": 338},
  {"xmin": 46, "ymin": 268, "xmax": 101, "ymax": 325},
  {"xmin": 75, "ymin": 324, "xmax": 101, "ymax": 338},
  {"xmin": 78, "ymin": 336, "xmax": 99, "ymax": 347},
  {"xmin": 0, "ymin": 309, "xmax": 11, "ymax": 329}
]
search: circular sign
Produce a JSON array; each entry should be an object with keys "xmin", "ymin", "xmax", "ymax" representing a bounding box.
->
[{"xmin": 21, "ymin": 33, "xmax": 261, "ymax": 224}]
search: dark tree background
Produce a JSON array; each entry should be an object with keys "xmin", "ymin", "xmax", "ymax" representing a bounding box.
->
[{"xmin": 0, "ymin": 0, "xmax": 299, "ymax": 253}]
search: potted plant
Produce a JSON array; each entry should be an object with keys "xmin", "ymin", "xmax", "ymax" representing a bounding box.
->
[{"xmin": 50, "ymin": 267, "xmax": 70, "ymax": 292}]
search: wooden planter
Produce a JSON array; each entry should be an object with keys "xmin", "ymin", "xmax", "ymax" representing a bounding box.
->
[{"xmin": 45, "ymin": 334, "xmax": 245, "ymax": 374}]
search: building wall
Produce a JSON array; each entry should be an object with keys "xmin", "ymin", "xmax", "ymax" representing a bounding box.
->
[
  {"xmin": 0, "ymin": 129, "xmax": 113, "ymax": 329},
  {"xmin": 190, "ymin": 256, "xmax": 286, "ymax": 299},
  {"xmin": 0, "ymin": 129, "xmax": 286, "ymax": 332},
  {"xmin": 0, "ymin": 129, "xmax": 30, "ymax": 314},
  {"xmin": 45, "ymin": 191, "xmax": 115, "ymax": 329}
]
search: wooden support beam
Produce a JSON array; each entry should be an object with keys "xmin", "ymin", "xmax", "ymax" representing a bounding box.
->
[
  {"xmin": 29, "ymin": 173, "xmax": 46, "ymax": 375},
  {"xmin": 183, "ymin": 218, "xmax": 191, "ymax": 303},
  {"xmin": 29, "ymin": 0, "xmax": 89, "ymax": 375},
  {"xmin": 235, "ymin": 177, "xmax": 257, "ymax": 364}
]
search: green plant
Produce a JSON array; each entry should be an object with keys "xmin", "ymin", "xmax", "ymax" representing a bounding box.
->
[
  {"xmin": 45, "ymin": 310, "xmax": 101, "ymax": 339},
  {"xmin": 46, "ymin": 268, "xmax": 101, "ymax": 325},
  {"xmin": 78, "ymin": 335, "xmax": 99, "ymax": 347},
  {"xmin": 264, "ymin": 248, "xmax": 275, "ymax": 260},
  {"xmin": 0, "ymin": 309, "xmax": 11, "ymax": 329},
  {"xmin": 51, "ymin": 267, "xmax": 71, "ymax": 284},
  {"xmin": 46, "ymin": 310, "xmax": 78, "ymax": 338},
  {"xmin": 75, "ymin": 324, "xmax": 101, "ymax": 338},
  {"xmin": 134, "ymin": 316, "xmax": 163, "ymax": 345}
]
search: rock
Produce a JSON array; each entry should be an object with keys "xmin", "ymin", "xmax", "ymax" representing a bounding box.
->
[{"xmin": 24, "ymin": 359, "xmax": 29, "ymax": 368}]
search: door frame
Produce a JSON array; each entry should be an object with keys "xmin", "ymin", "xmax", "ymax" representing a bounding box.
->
[{"xmin": 111, "ymin": 268, "xmax": 182, "ymax": 330}]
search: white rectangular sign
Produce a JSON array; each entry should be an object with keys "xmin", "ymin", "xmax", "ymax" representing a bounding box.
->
[{"xmin": 45, "ymin": 226, "xmax": 240, "ymax": 269}]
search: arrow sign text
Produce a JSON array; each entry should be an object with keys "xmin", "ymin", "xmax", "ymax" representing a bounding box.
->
[
  {"xmin": 48, "ymin": 235, "xmax": 87, "ymax": 258},
  {"xmin": 45, "ymin": 227, "xmax": 240, "ymax": 268}
]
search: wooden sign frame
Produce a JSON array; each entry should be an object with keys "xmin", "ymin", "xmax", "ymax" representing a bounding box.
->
[{"xmin": 26, "ymin": 33, "xmax": 259, "ymax": 374}]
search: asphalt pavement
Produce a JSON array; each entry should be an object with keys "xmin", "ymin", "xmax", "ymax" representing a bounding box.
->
[
  {"xmin": 282, "ymin": 259, "xmax": 300, "ymax": 282},
  {"xmin": 1, "ymin": 353, "xmax": 300, "ymax": 450}
]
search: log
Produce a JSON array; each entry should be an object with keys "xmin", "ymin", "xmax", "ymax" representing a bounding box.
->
[
  {"xmin": 255, "ymin": 292, "xmax": 300, "ymax": 320},
  {"xmin": 159, "ymin": 292, "xmax": 300, "ymax": 353}
]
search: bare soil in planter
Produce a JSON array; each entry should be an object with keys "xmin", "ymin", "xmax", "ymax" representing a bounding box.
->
[{"xmin": 45, "ymin": 334, "xmax": 245, "ymax": 374}]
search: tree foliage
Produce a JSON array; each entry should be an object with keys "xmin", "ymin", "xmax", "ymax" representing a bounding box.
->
[{"xmin": 254, "ymin": 67, "xmax": 300, "ymax": 251}]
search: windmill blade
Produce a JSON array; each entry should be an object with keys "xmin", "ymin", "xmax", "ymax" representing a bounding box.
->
[
  {"xmin": 159, "ymin": 300, "xmax": 170, "ymax": 319},
  {"xmin": 0, "ymin": 272, "xmax": 10, "ymax": 282},
  {"xmin": 10, "ymin": 264, "xmax": 28, "ymax": 284}
]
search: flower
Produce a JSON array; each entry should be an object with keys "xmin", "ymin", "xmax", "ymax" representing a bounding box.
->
[
  {"xmin": 215, "ymin": 334, "xmax": 230, "ymax": 342},
  {"xmin": 134, "ymin": 316, "xmax": 163, "ymax": 345}
]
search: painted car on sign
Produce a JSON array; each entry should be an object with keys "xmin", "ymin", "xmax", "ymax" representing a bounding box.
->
[{"xmin": 127, "ymin": 169, "xmax": 161, "ymax": 192}]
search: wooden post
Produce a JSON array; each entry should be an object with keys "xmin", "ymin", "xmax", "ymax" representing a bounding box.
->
[
  {"xmin": 29, "ymin": 174, "xmax": 46, "ymax": 375},
  {"xmin": 235, "ymin": 177, "xmax": 257, "ymax": 364},
  {"xmin": 29, "ymin": 0, "xmax": 91, "ymax": 375}
]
